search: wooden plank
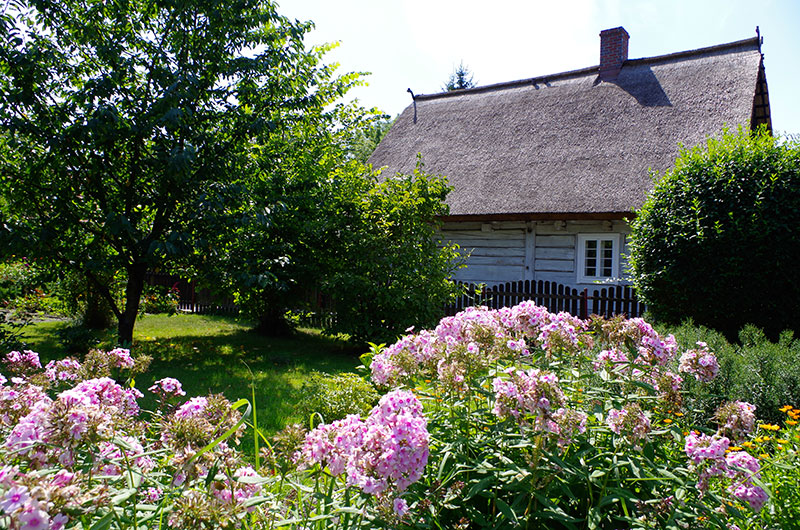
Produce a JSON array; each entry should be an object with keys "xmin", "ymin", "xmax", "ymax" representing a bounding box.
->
[
  {"xmin": 442, "ymin": 229, "xmax": 525, "ymax": 240},
  {"xmin": 535, "ymin": 259, "xmax": 574, "ymax": 272},
  {"xmin": 524, "ymin": 228, "xmax": 536, "ymax": 281},
  {"xmin": 535, "ymin": 234, "xmax": 575, "ymax": 247},
  {"xmin": 447, "ymin": 238, "xmax": 525, "ymax": 248},
  {"xmin": 535, "ymin": 247, "xmax": 575, "ymax": 260},
  {"xmin": 453, "ymin": 265, "xmax": 526, "ymax": 283},
  {"xmin": 458, "ymin": 247, "xmax": 526, "ymax": 258},
  {"xmin": 461, "ymin": 255, "xmax": 525, "ymax": 267}
]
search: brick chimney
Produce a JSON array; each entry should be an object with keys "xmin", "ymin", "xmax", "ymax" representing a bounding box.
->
[{"xmin": 599, "ymin": 27, "xmax": 629, "ymax": 81}]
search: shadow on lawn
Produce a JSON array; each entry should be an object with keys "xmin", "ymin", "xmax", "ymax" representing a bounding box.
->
[{"xmin": 133, "ymin": 327, "xmax": 364, "ymax": 434}]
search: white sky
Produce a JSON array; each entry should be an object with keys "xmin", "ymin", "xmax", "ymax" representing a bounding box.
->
[{"xmin": 278, "ymin": 0, "xmax": 800, "ymax": 136}]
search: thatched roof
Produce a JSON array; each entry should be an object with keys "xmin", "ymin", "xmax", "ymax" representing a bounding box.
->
[{"xmin": 369, "ymin": 36, "xmax": 769, "ymax": 219}]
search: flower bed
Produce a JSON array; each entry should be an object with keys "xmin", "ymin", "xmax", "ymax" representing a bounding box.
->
[{"xmin": 2, "ymin": 303, "xmax": 799, "ymax": 529}]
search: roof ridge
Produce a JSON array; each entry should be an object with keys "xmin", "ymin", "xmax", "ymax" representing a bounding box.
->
[{"xmin": 413, "ymin": 35, "xmax": 760, "ymax": 102}]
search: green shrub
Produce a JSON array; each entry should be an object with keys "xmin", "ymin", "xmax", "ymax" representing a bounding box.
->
[
  {"xmin": 296, "ymin": 371, "xmax": 379, "ymax": 426},
  {"xmin": 661, "ymin": 320, "xmax": 800, "ymax": 423},
  {"xmin": 630, "ymin": 127, "xmax": 800, "ymax": 339},
  {"xmin": 55, "ymin": 324, "xmax": 101, "ymax": 355},
  {"xmin": 139, "ymin": 284, "xmax": 180, "ymax": 315}
]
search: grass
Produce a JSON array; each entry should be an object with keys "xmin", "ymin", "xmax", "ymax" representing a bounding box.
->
[{"xmin": 20, "ymin": 313, "xmax": 363, "ymax": 435}]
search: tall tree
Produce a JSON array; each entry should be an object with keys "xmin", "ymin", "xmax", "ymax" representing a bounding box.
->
[
  {"xmin": 0, "ymin": 0, "xmax": 360, "ymax": 343},
  {"xmin": 443, "ymin": 61, "xmax": 476, "ymax": 91}
]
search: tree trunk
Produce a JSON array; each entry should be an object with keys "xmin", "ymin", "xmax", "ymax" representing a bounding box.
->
[
  {"xmin": 117, "ymin": 263, "xmax": 147, "ymax": 345},
  {"xmin": 83, "ymin": 279, "xmax": 114, "ymax": 329},
  {"xmin": 255, "ymin": 305, "xmax": 294, "ymax": 337}
]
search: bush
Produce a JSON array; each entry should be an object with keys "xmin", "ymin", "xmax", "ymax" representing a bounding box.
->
[
  {"xmin": 665, "ymin": 320, "xmax": 800, "ymax": 424},
  {"xmin": 140, "ymin": 284, "xmax": 180, "ymax": 315},
  {"xmin": 629, "ymin": 127, "xmax": 800, "ymax": 339},
  {"xmin": 296, "ymin": 371, "xmax": 379, "ymax": 426}
]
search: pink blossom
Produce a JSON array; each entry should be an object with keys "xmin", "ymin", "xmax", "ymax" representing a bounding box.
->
[
  {"xmin": 0, "ymin": 485, "xmax": 30, "ymax": 513},
  {"xmin": 18, "ymin": 504, "xmax": 49, "ymax": 530},
  {"xmin": 108, "ymin": 348, "xmax": 135, "ymax": 369},
  {"xmin": 606, "ymin": 404, "xmax": 651, "ymax": 444},
  {"xmin": 148, "ymin": 377, "xmax": 186, "ymax": 398},
  {"xmin": 393, "ymin": 497, "xmax": 409, "ymax": 517},
  {"xmin": 679, "ymin": 342, "xmax": 719, "ymax": 382},
  {"xmin": 174, "ymin": 397, "xmax": 208, "ymax": 418}
]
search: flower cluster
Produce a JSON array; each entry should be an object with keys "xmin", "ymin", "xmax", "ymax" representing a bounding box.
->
[
  {"xmin": 44, "ymin": 358, "xmax": 82, "ymax": 384},
  {"xmin": 3, "ymin": 350, "xmax": 41, "ymax": 376},
  {"xmin": 298, "ymin": 390, "xmax": 429, "ymax": 514},
  {"xmin": 1, "ymin": 349, "xmax": 258, "ymax": 529},
  {"xmin": 149, "ymin": 377, "xmax": 187, "ymax": 400},
  {"xmin": 679, "ymin": 342, "xmax": 720, "ymax": 382},
  {"xmin": 684, "ymin": 401, "xmax": 766, "ymax": 511},
  {"xmin": 684, "ymin": 431, "xmax": 767, "ymax": 511},
  {"xmin": 606, "ymin": 403, "xmax": 651, "ymax": 445},
  {"xmin": 372, "ymin": 304, "xmax": 591, "ymax": 390},
  {"xmin": 714, "ymin": 401, "xmax": 757, "ymax": 442}
]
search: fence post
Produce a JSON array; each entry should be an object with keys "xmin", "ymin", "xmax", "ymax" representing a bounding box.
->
[{"xmin": 580, "ymin": 288, "xmax": 588, "ymax": 319}]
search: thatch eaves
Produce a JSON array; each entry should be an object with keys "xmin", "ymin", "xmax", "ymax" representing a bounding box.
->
[{"xmin": 369, "ymin": 36, "xmax": 768, "ymax": 219}]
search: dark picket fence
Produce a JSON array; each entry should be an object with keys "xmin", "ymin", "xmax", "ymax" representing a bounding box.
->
[
  {"xmin": 445, "ymin": 280, "xmax": 645, "ymax": 319},
  {"xmin": 144, "ymin": 273, "xmax": 238, "ymax": 315}
]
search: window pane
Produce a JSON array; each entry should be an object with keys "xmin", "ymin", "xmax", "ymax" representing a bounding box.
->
[{"xmin": 585, "ymin": 257, "xmax": 596, "ymax": 275}]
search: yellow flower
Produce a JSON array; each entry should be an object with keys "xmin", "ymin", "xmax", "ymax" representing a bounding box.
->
[
  {"xmin": 663, "ymin": 418, "xmax": 673, "ymax": 424},
  {"xmin": 777, "ymin": 438, "xmax": 790, "ymax": 444},
  {"xmin": 728, "ymin": 446, "xmax": 742, "ymax": 451},
  {"xmin": 742, "ymin": 441, "xmax": 754, "ymax": 448},
  {"xmin": 759, "ymin": 453, "xmax": 769, "ymax": 459},
  {"xmin": 787, "ymin": 420, "xmax": 798, "ymax": 426},
  {"xmin": 759, "ymin": 423, "xmax": 781, "ymax": 431},
  {"xmin": 777, "ymin": 445, "xmax": 784, "ymax": 450},
  {"xmin": 674, "ymin": 412, "xmax": 684, "ymax": 417},
  {"xmin": 780, "ymin": 405, "xmax": 793, "ymax": 413}
]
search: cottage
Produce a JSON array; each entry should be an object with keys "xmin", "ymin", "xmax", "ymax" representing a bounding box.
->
[{"xmin": 369, "ymin": 27, "xmax": 771, "ymax": 290}]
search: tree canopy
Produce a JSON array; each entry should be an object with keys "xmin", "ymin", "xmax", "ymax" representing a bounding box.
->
[
  {"xmin": 0, "ymin": 0, "xmax": 362, "ymax": 343},
  {"xmin": 629, "ymin": 127, "xmax": 800, "ymax": 339},
  {"xmin": 443, "ymin": 61, "xmax": 476, "ymax": 91}
]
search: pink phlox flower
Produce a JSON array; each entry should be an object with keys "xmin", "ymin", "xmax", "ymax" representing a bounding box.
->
[
  {"xmin": 44, "ymin": 359, "xmax": 81, "ymax": 383},
  {"xmin": 0, "ymin": 484, "xmax": 30, "ymax": 513},
  {"xmin": 3, "ymin": 350, "xmax": 41, "ymax": 373},
  {"xmin": 72, "ymin": 378, "xmax": 141, "ymax": 417},
  {"xmin": 18, "ymin": 503, "xmax": 50, "ymax": 530},
  {"xmin": 679, "ymin": 342, "xmax": 719, "ymax": 382},
  {"xmin": 393, "ymin": 497, "xmax": 409, "ymax": 517},
  {"xmin": 148, "ymin": 377, "xmax": 186, "ymax": 398},
  {"xmin": 108, "ymin": 348, "xmax": 135, "ymax": 369},
  {"xmin": 593, "ymin": 348, "xmax": 629, "ymax": 371},
  {"xmin": 606, "ymin": 404, "xmax": 651, "ymax": 443},
  {"xmin": 50, "ymin": 514, "xmax": 69, "ymax": 530},
  {"xmin": 174, "ymin": 396, "xmax": 209, "ymax": 419}
]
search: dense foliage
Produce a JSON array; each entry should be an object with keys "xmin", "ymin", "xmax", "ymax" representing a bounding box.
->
[
  {"xmin": 4, "ymin": 305, "xmax": 800, "ymax": 529},
  {"xmin": 629, "ymin": 128, "xmax": 800, "ymax": 339},
  {"xmin": 663, "ymin": 320, "xmax": 800, "ymax": 425},
  {"xmin": 219, "ymin": 159, "xmax": 461, "ymax": 344},
  {"xmin": 0, "ymin": 0, "xmax": 363, "ymax": 343}
]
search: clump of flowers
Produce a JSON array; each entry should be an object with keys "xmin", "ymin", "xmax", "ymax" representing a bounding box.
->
[
  {"xmin": 714, "ymin": 401, "xmax": 757, "ymax": 442},
  {"xmin": 44, "ymin": 358, "xmax": 82, "ymax": 384},
  {"xmin": 298, "ymin": 389, "xmax": 429, "ymax": 514},
  {"xmin": 725, "ymin": 451, "xmax": 768, "ymax": 511},
  {"xmin": 606, "ymin": 403, "xmax": 651, "ymax": 445},
  {"xmin": 149, "ymin": 377, "xmax": 187, "ymax": 400},
  {"xmin": 679, "ymin": 342, "xmax": 719, "ymax": 382},
  {"xmin": 3, "ymin": 350, "xmax": 41, "ymax": 376}
]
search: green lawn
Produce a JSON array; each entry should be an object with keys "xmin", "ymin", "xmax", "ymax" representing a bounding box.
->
[{"xmin": 21, "ymin": 314, "xmax": 363, "ymax": 434}]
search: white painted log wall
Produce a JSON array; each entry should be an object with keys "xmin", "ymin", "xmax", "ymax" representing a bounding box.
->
[{"xmin": 441, "ymin": 220, "xmax": 632, "ymax": 290}]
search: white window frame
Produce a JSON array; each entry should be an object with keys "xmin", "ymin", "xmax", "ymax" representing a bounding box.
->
[{"xmin": 576, "ymin": 233, "xmax": 620, "ymax": 284}]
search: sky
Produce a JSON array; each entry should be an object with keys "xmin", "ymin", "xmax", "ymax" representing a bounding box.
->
[{"xmin": 278, "ymin": 0, "xmax": 800, "ymax": 137}]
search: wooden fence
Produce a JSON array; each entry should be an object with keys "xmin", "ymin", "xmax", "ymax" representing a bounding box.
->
[
  {"xmin": 445, "ymin": 280, "xmax": 645, "ymax": 319},
  {"xmin": 144, "ymin": 273, "xmax": 238, "ymax": 315}
]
